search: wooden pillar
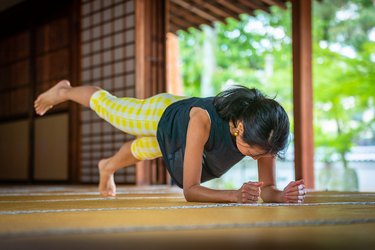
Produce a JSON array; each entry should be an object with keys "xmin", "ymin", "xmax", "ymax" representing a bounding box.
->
[
  {"xmin": 135, "ymin": 0, "xmax": 150, "ymax": 185},
  {"xmin": 135, "ymin": 0, "xmax": 167, "ymax": 185},
  {"xmin": 135, "ymin": 0, "xmax": 146, "ymax": 100},
  {"xmin": 292, "ymin": 0, "xmax": 314, "ymax": 188},
  {"xmin": 166, "ymin": 32, "xmax": 183, "ymax": 95},
  {"xmin": 69, "ymin": 0, "xmax": 81, "ymax": 184}
]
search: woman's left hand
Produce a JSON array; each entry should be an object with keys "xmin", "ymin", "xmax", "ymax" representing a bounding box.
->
[
  {"xmin": 236, "ymin": 181, "xmax": 263, "ymax": 203},
  {"xmin": 281, "ymin": 179, "xmax": 307, "ymax": 203}
]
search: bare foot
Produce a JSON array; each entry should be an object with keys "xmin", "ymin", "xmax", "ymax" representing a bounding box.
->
[
  {"xmin": 34, "ymin": 80, "xmax": 71, "ymax": 116},
  {"xmin": 98, "ymin": 158, "xmax": 116, "ymax": 197}
]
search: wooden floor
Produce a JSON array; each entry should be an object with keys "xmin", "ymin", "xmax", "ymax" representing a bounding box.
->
[{"xmin": 0, "ymin": 185, "xmax": 374, "ymax": 250}]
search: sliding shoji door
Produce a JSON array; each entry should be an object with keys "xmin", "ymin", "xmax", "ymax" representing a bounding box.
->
[
  {"xmin": 0, "ymin": 0, "xmax": 79, "ymax": 182},
  {"xmin": 33, "ymin": 11, "xmax": 76, "ymax": 182},
  {"xmin": 0, "ymin": 31, "xmax": 31, "ymax": 180},
  {"xmin": 80, "ymin": 0, "xmax": 136, "ymax": 184}
]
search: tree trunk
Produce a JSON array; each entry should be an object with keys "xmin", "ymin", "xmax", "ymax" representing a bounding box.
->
[
  {"xmin": 201, "ymin": 25, "xmax": 216, "ymax": 97},
  {"xmin": 339, "ymin": 151, "xmax": 349, "ymax": 169}
]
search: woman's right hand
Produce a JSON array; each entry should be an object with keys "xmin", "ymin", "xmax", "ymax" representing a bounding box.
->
[
  {"xmin": 280, "ymin": 179, "xmax": 306, "ymax": 203},
  {"xmin": 236, "ymin": 181, "xmax": 263, "ymax": 203}
]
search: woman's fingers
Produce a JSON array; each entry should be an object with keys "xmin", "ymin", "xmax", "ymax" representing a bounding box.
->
[
  {"xmin": 242, "ymin": 182, "xmax": 262, "ymax": 196},
  {"xmin": 239, "ymin": 182, "xmax": 262, "ymax": 203},
  {"xmin": 282, "ymin": 179, "xmax": 306, "ymax": 203},
  {"xmin": 241, "ymin": 192, "xmax": 258, "ymax": 202},
  {"xmin": 283, "ymin": 192, "xmax": 305, "ymax": 203},
  {"xmin": 245, "ymin": 181, "xmax": 263, "ymax": 191},
  {"xmin": 285, "ymin": 194, "xmax": 305, "ymax": 201},
  {"xmin": 284, "ymin": 180, "xmax": 305, "ymax": 192},
  {"xmin": 288, "ymin": 180, "xmax": 304, "ymax": 189},
  {"xmin": 242, "ymin": 188, "xmax": 260, "ymax": 197},
  {"xmin": 286, "ymin": 189, "xmax": 307, "ymax": 196},
  {"xmin": 284, "ymin": 180, "xmax": 300, "ymax": 190}
]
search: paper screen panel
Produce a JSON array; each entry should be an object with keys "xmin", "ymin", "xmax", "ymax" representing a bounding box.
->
[{"xmin": 80, "ymin": 0, "xmax": 136, "ymax": 184}]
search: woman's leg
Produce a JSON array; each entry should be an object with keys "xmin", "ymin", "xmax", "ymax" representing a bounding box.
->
[
  {"xmin": 35, "ymin": 80, "xmax": 181, "ymax": 197},
  {"xmin": 34, "ymin": 80, "xmax": 100, "ymax": 116},
  {"xmin": 34, "ymin": 80, "xmax": 161, "ymax": 197},
  {"xmin": 35, "ymin": 80, "xmax": 119, "ymax": 196},
  {"xmin": 99, "ymin": 136, "xmax": 162, "ymax": 196},
  {"xmin": 99, "ymin": 140, "xmax": 140, "ymax": 196}
]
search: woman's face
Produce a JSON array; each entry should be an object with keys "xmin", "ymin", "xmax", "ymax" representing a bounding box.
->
[
  {"xmin": 235, "ymin": 135, "xmax": 270, "ymax": 160},
  {"xmin": 232, "ymin": 121, "xmax": 272, "ymax": 160}
]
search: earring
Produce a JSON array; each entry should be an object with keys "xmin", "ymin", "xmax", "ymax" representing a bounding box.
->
[{"xmin": 234, "ymin": 130, "xmax": 239, "ymax": 137}]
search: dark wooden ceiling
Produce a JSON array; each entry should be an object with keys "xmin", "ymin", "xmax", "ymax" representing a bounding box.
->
[{"xmin": 168, "ymin": 0, "xmax": 288, "ymax": 33}]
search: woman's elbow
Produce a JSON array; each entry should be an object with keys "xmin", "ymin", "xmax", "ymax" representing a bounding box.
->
[
  {"xmin": 183, "ymin": 188, "xmax": 193, "ymax": 202},
  {"xmin": 183, "ymin": 185, "xmax": 198, "ymax": 202}
]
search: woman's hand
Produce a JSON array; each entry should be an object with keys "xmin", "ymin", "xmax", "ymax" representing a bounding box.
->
[
  {"xmin": 281, "ymin": 179, "xmax": 307, "ymax": 203},
  {"xmin": 236, "ymin": 181, "xmax": 263, "ymax": 203}
]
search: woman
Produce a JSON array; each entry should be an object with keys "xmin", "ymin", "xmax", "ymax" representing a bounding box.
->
[{"xmin": 34, "ymin": 80, "xmax": 306, "ymax": 203}]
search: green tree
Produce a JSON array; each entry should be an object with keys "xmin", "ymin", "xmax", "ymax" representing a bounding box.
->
[
  {"xmin": 178, "ymin": 6, "xmax": 294, "ymax": 133},
  {"xmin": 313, "ymin": 0, "xmax": 375, "ymax": 172}
]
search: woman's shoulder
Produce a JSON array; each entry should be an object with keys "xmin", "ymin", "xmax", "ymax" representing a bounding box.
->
[
  {"xmin": 189, "ymin": 107, "xmax": 211, "ymax": 132},
  {"xmin": 189, "ymin": 107, "xmax": 211, "ymax": 124}
]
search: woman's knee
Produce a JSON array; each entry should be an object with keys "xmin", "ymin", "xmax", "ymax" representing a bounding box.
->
[{"xmin": 130, "ymin": 137, "xmax": 162, "ymax": 160}]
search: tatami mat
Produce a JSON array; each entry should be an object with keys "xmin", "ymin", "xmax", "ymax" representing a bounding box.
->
[{"xmin": 0, "ymin": 185, "xmax": 374, "ymax": 250}]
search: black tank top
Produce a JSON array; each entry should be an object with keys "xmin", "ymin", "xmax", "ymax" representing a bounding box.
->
[{"xmin": 156, "ymin": 97, "xmax": 245, "ymax": 188}]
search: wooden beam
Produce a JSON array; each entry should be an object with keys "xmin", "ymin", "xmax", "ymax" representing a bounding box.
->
[
  {"xmin": 171, "ymin": 0, "xmax": 221, "ymax": 23},
  {"xmin": 217, "ymin": 0, "xmax": 254, "ymax": 16},
  {"xmin": 171, "ymin": 4, "xmax": 212, "ymax": 26},
  {"xmin": 261, "ymin": 0, "xmax": 287, "ymax": 10},
  {"xmin": 170, "ymin": 2, "xmax": 212, "ymax": 27},
  {"xmin": 292, "ymin": 0, "xmax": 314, "ymax": 188},
  {"xmin": 169, "ymin": 20, "xmax": 186, "ymax": 32},
  {"xmin": 191, "ymin": 0, "xmax": 240, "ymax": 20},
  {"xmin": 182, "ymin": 0, "xmax": 228, "ymax": 23},
  {"xmin": 238, "ymin": 0, "xmax": 269, "ymax": 13},
  {"xmin": 166, "ymin": 0, "xmax": 171, "ymax": 33},
  {"xmin": 168, "ymin": 22, "xmax": 180, "ymax": 33},
  {"xmin": 169, "ymin": 14, "xmax": 199, "ymax": 29},
  {"xmin": 170, "ymin": 1, "xmax": 212, "ymax": 25}
]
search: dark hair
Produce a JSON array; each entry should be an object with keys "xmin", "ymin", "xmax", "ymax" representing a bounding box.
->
[{"xmin": 213, "ymin": 85, "xmax": 290, "ymax": 158}]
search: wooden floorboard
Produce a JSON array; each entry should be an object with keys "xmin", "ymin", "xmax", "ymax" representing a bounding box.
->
[{"xmin": 0, "ymin": 185, "xmax": 374, "ymax": 250}]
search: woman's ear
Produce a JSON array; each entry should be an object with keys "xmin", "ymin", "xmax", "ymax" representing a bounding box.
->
[{"xmin": 237, "ymin": 121, "xmax": 244, "ymax": 135}]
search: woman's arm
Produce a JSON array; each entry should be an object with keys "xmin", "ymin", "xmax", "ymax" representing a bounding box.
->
[
  {"xmin": 182, "ymin": 107, "xmax": 257, "ymax": 203},
  {"xmin": 258, "ymin": 157, "xmax": 306, "ymax": 203},
  {"xmin": 257, "ymin": 156, "xmax": 283, "ymax": 202}
]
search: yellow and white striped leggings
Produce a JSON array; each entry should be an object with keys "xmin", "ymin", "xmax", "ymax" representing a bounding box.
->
[{"xmin": 89, "ymin": 90, "xmax": 186, "ymax": 160}]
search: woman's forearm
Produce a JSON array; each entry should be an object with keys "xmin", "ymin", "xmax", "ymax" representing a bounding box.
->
[
  {"xmin": 184, "ymin": 185, "xmax": 238, "ymax": 203},
  {"xmin": 260, "ymin": 185, "xmax": 283, "ymax": 203}
]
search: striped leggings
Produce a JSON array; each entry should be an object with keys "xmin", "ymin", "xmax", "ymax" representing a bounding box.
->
[{"xmin": 89, "ymin": 90, "xmax": 186, "ymax": 160}]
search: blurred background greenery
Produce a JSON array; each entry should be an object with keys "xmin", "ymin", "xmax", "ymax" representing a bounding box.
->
[{"xmin": 175, "ymin": 0, "xmax": 375, "ymax": 191}]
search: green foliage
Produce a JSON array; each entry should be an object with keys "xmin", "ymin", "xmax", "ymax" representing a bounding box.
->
[
  {"xmin": 178, "ymin": 6, "xmax": 293, "ymax": 98},
  {"xmin": 314, "ymin": 0, "xmax": 375, "ymax": 51},
  {"xmin": 313, "ymin": 0, "xmax": 375, "ymax": 165},
  {"xmin": 177, "ymin": 28, "xmax": 205, "ymax": 97}
]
